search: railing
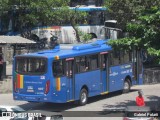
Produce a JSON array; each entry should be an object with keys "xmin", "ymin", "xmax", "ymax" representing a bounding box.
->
[{"xmin": 143, "ymin": 67, "xmax": 160, "ymax": 84}]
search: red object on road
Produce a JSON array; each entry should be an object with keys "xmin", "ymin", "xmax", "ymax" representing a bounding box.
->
[{"xmin": 136, "ymin": 96, "xmax": 145, "ymax": 106}]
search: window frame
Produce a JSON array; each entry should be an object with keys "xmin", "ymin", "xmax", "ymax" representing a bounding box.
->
[
  {"xmin": 87, "ymin": 53, "xmax": 100, "ymax": 71},
  {"xmin": 52, "ymin": 59, "xmax": 65, "ymax": 77},
  {"xmin": 109, "ymin": 50, "xmax": 132, "ymax": 67},
  {"xmin": 15, "ymin": 56, "xmax": 47, "ymax": 75},
  {"xmin": 75, "ymin": 53, "xmax": 100, "ymax": 74}
]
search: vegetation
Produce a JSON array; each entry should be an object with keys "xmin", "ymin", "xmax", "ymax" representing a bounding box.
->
[
  {"xmin": 78, "ymin": 28, "xmax": 92, "ymax": 43},
  {"xmin": 105, "ymin": 0, "xmax": 160, "ymax": 62},
  {"xmin": 0, "ymin": 0, "xmax": 88, "ymax": 42}
]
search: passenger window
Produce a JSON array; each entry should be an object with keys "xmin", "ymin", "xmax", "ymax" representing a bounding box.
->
[
  {"xmin": 88, "ymin": 54, "xmax": 99, "ymax": 70},
  {"xmin": 120, "ymin": 50, "xmax": 132, "ymax": 64},
  {"xmin": 101, "ymin": 54, "xmax": 107, "ymax": 69},
  {"xmin": 65, "ymin": 61, "xmax": 73, "ymax": 77},
  {"xmin": 52, "ymin": 60, "xmax": 64, "ymax": 77},
  {"xmin": 75, "ymin": 54, "xmax": 100, "ymax": 73},
  {"xmin": 75, "ymin": 56, "xmax": 88, "ymax": 73},
  {"xmin": 123, "ymin": 51, "xmax": 130, "ymax": 63},
  {"xmin": 110, "ymin": 51, "xmax": 120, "ymax": 66}
]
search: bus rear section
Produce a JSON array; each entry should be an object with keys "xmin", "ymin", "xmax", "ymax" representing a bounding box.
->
[
  {"xmin": 13, "ymin": 56, "xmax": 75, "ymax": 103},
  {"xmin": 13, "ymin": 56, "xmax": 52, "ymax": 102}
]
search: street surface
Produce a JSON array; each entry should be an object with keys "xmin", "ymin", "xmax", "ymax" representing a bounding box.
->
[{"xmin": 0, "ymin": 84, "xmax": 160, "ymax": 120}]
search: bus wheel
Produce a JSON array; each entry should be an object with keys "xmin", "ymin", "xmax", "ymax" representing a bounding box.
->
[
  {"xmin": 79, "ymin": 89, "xmax": 88, "ymax": 106},
  {"xmin": 123, "ymin": 79, "xmax": 131, "ymax": 93}
]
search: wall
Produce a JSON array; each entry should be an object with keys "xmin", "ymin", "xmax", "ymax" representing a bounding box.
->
[
  {"xmin": 0, "ymin": 78, "xmax": 12, "ymax": 93},
  {"xmin": 143, "ymin": 67, "xmax": 160, "ymax": 84}
]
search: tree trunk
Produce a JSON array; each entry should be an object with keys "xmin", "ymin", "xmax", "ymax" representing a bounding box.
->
[{"xmin": 71, "ymin": 20, "xmax": 81, "ymax": 43}]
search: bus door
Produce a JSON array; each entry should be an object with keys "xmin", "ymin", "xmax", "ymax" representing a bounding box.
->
[
  {"xmin": 132, "ymin": 50, "xmax": 143, "ymax": 84},
  {"xmin": 100, "ymin": 52, "xmax": 109, "ymax": 93},
  {"xmin": 65, "ymin": 58, "xmax": 75, "ymax": 101}
]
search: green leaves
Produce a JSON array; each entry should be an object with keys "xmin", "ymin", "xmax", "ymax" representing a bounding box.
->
[
  {"xmin": 147, "ymin": 48, "xmax": 160, "ymax": 57},
  {"xmin": 106, "ymin": 0, "xmax": 160, "ymax": 63},
  {"xmin": 78, "ymin": 28, "xmax": 92, "ymax": 43},
  {"xmin": 108, "ymin": 37, "xmax": 141, "ymax": 50},
  {"xmin": 0, "ymin": 0, "xmax": 88, "ymax": 42}
]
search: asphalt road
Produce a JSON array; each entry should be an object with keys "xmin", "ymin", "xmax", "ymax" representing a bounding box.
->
[{"xmin": 0, "ymin": 84, "xmax": 160, "ymax": 120}]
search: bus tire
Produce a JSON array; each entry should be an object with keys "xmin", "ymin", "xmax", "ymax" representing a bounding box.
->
[
  {"xmin": 79, "ymin": 88, "xmax": 88, "ymax": 106},
  {"xmin": 123, "ymin": 79, "xmax": 131, "ymax": 93}
]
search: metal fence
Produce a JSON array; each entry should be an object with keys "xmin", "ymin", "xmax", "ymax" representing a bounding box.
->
[{"xmin": 143, "ymin": 67, "xmax": 160, "ymax": 84}]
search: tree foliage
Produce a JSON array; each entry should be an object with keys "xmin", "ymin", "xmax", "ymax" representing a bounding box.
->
[
  {"xmin": 0, "ymin": 0, "xmax": 88, "ymax": 42},
  {"xmin": 78, "ymin": 28, "xmax": 92, "ymax": 43},
  {"xmin": 105, "ymin": 0, "xmax": 160, "ymax": 59},
  {"xmin": 105, "ymin": 0, "xmax": 160, "ymax": 30}
]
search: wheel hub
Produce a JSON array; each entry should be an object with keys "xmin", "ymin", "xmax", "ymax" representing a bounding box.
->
[
  {"xmin": 81, "ymin": 92, "xmax": 87, "ymax": 103},
  {"xmin": 124, "ymin": 82, "xmax": 129, "ymax": 90}
]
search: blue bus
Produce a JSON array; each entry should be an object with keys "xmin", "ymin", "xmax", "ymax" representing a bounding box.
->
[{"xmin": 13, "ymin": 39, "xmax": 143, "ymax": 105}]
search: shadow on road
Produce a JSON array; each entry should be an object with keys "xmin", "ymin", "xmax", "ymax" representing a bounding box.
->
[
  {"xmin": 145, "ymin": 95, "xmax": 160, "ymax": 111},
  {"xmin": 17, "ymin": 88, "xmax": 160, "ymax": 117},
  {"xmin": 17, "ymin": 89, "xmax": 140, "ymax": 112},
  {"xmin": 102, "ymin": 92, "xmax": 160, "ymax": 113}
]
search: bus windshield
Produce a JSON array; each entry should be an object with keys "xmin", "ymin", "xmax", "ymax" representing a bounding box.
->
[{"xmin": 15, "ymin": 57, "xmax": 47, "ymax": 75}]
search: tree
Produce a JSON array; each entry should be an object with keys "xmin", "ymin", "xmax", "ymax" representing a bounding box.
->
[
  {"xmin": 105, "ymin": 0, "xmax": 160, "ymax": 63},
  {"xmin": 0, "ymin": 0, "xmax": 88, "ymax": 42},
  {"xmin": 104, "ymin": 0, "xmax": 160, "ymax": 30}
]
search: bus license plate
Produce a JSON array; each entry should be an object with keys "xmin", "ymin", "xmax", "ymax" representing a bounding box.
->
[{"xmin": 27, "ymin": 89, "xmax": 34, "ymax": 92}]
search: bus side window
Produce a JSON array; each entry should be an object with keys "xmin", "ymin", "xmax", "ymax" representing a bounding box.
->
[
  {"xmin": 119, "ymin": 50, "xmax": 132, "ymax": 64},
  {"xmin": 80, "ymin": 61, "xmax": 87, "ymax": 72},
  {"xmin": 110, "ymin": 52, "xmax": 114, "ymax": 66},
  {"xmin": 65, "ymin": 61, "xmax": 72, "ymax": 77},
  {"xmin": 110, "ymin": 51, "xmax": 121, "ymax": 66},
  {"xmin": 75, "ymin": 56, "xmax": 88, "ymax": 73},
  {"xmin": 89, "ymin": 54, "xmax": 99, "ymax": 70},
  {"xmin": 52, "ymin": 60, "xmax": 64, "ymax": 77},
  {"xmin": 101, "ymin": 54, "xmax": 106, "ymax": 69},
  {"xmin": 115, "ymin": 51, "xmax": 120, "ymax": 65},
  {"xmin": 123, "ymin": 50, "xmax": 130, "ymax": 63}
]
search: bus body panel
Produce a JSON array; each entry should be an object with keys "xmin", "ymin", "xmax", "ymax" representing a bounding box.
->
[
  {"xmin": 101, "ymin": 70, "xmax": 107, "ymax": 92},
  {"xmin": 18, "ymin": 75, "xmax": 47, "ymax": 95},
  {"xmin": 13, "ymin": 76, "xmax": 69, "ymax": 103},
  {"xmin": 51, "ymin": 77, "xmax": 68, "ymax": 103},
  {"xmin": 66, "ymin": 76, "xmax": 74, "ymax": 101},
  {"xmin": 74, "ymin": 70, "xmax": 101, "ymax": 100},
  {"xmin": 109, "ymin": 64, "xmax": 132, "ymax": 92}
]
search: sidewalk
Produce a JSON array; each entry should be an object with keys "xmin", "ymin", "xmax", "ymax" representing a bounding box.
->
[
  {"xmin": 6, "ymin": 64, "xmax": 12, "ymax": 76},
  {"xmin": 0, "ymin": 64, "xmax": 13, "ymax": 93}
]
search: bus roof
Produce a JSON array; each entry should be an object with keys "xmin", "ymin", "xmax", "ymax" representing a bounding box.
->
[
  {"xmin": 15, "ymin": 40, "xmax": 111, "ymax": 59},
  {"xmin": 70, "ymin": 6, "xmax": 107, "ymax": 11}
]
